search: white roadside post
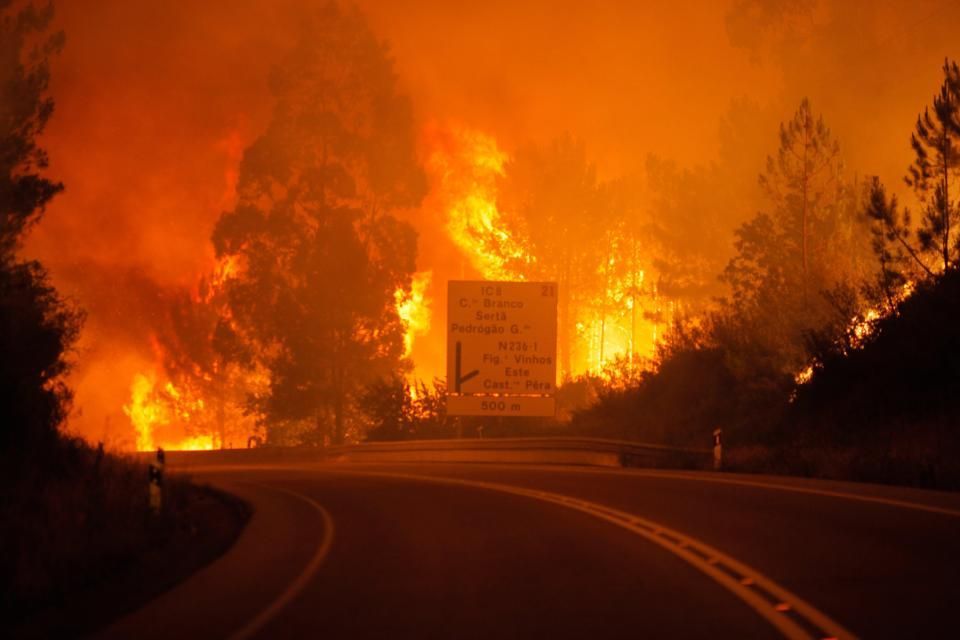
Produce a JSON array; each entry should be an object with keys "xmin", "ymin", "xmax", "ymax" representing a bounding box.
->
[
  {"xmin": 148, "ymin": 447, "xmax": 165, "ymax": 514},
  {"xmin": 713, "ymin": 428, "xmax": 723, "ymax": 470}
]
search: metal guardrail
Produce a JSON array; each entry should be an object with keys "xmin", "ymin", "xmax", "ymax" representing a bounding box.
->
[
  {"xmin": 328, "ymin": 437, "xmax": 713, "ymax": 469},
  {"xmin": 151, "ymin": 437, "xmax": 713, "ymax": 470}
]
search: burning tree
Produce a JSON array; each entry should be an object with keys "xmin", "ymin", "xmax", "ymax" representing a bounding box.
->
[
  {"xmin": 496, "ymin": 136, "xmax": 615, "ymax": 376},
  {"xmin": 433, "ymin": 129, "xmax": 667, "ymax": 379},
  {"xmin": 149, "ymin": 268, "xmax": 262, "ymax": 450},
  {"xmin": 212, "ymin": 3, "xmax": 425, "ymax": 445}
]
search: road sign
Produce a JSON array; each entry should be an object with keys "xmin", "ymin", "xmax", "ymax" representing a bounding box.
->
[{"xmin": 447, "ymin": 280, "xmax": 558, "ymax": 417}]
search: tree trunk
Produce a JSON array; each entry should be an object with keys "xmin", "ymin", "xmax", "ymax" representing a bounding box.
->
[
  {"xmin": 333, "ymin": 363, "xmax": 345, "ymax": 445},
  {"xmin": 334, "ymin": 398, "xmax": 344, "ymax": 444},
  {"xmin": 216, "ymin": 372, "xmax": 226, "ymax": 449},
  {"xmin": 599, "ymin": 310, "xmax": 606, "ymax": 367},
  {"xmin": 315, "ymin": 410, "xmax": 325, "ymax": 447},
  {"xmin": 559, "ymin": 252, "xmax": 572, "ymax": 378},
  {"xmin": 943, "ymin": 145, "xmax": 951, "ymax": 271},
  {"xmin": 801, "ymin": 132, "xmax": 810, "ymax": 276}
]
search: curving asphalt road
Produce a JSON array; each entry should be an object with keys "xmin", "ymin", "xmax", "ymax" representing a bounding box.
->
[{"xmin": 97, "ymin": 461, "xmax": 960, "ymax": 639}]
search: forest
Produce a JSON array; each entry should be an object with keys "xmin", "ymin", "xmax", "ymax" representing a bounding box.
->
[{"xmin": 4, "ymin": 0, "xmax": 960, "ymax": 483}]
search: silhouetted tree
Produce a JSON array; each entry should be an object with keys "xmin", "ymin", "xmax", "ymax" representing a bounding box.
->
[
  {"xmin": 212, "ymin": 3, "xmax": 425, "ymax": 444},
  {"xmin": 0, "ymin": 1, "xmax": 81, "ymax": 456},
  {"xmin": 905, "ymin": 59, "xmax": 960, "ymax": 272},
  {"xmin": 721, "ymin": 99, "xmax": 869, "ymax": 375},
  {"xmin": 861, "ymin": 61, "xmax": 960, "ymax": 298},
  {"xmin": 358, "ymin": 375, "xmax": 414, "ymax": 441},
  {"xmin": 862, "ymin": 178, "xmax": 932, "ymax": 304},
  {"xmin": 760, "ymin": 98, "xmax": 842, "ymax": 278},
  {"xmin": 0, "ymin": 1, "xmax": 64, "ymax": 258},
  {"xmin": 360, "ymin": 376, "xmax": 447, "ymax": 441}
]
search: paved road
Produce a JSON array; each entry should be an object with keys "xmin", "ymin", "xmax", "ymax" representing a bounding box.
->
[{"xmin": 99, "ymin": 462, "xmax": 960, "ymax": 639}]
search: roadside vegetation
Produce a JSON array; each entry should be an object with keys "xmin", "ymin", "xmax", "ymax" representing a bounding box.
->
[
  {"xmin": 0, "ymin": 3, "xmax": 248, "ymax": 631},
  {"xmin": 573, "ymin": 60, "xmax": 960, "ymax": 488}
]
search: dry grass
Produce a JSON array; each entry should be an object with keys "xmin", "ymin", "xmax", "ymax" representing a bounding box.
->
[
  {"xmin": 722, "ymin": 433, "xmax": 960, "ymax": 490},
  {"xmin": 1, "ymin": 438, "xmax": 249, "ymax": 633}
]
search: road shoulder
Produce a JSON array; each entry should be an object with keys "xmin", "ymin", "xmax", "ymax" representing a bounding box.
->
[{"xmin": 12, "ymin": 482, "xmax": 249, "ymax": 639}]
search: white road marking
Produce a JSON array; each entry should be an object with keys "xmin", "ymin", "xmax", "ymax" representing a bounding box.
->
[
  {"xmin": 621, "ymin": 470, "xmax": 960, "ymax": 518},
  {"xmin": 372, "ymin": 463, "xmax": 960, "ymax": 518},
  {"xmin": 317, "ymin": 467, "xmax": 856, "ymax": 640},
  {"xmin": 228, "ymin": 485, "xmax": 335, "ymax": 640},
  {"xmin": 179, "ymin": 462, "xmax": 960, "ymax": 517}
]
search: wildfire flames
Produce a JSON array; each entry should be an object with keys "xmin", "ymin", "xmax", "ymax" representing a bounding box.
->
[
  {"xmin": 396, "ymin": 271, "xmax": 432, "ymax": 358},
  {"xmin": 123, "ymin": 373, "xmax": 215, "ymax": 452},
  {"xmin": 121, "ymin": 253, "xmax": 261, "ymax": 451},
  {"xmin": 428, "ymin": 128, "xmax": 529, "ymax": 281},
  {"xmin": 25, "ymin": 1, "xmax": 946, "ymax": 453},
  {"xmin": 116, "ymin": 123, "xmax": 671, "ymax": 450},
  {"xmin": 794, "ymin": 281, "xmax": 916, "ymax": 387},
  {"xmin": 426, "ymin": 125, "xmax": 663, "ymax": 379}
]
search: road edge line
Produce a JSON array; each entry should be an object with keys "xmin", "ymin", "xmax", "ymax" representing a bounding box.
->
[
  {"xmin": 621, "ymin": 470, "xmax": 960, "ymax": 518},
  {"xmin": 228, "ymin": 485, "xmax": 335, "ymax": 640}
]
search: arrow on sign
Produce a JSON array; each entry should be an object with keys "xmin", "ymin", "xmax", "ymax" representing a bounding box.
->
[{"xmin": 454, "ymin": 341, "xmax": 479, "ymax": 392}]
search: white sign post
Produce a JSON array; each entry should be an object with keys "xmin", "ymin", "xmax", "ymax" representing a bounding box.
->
[{"xmin": 446, "ymin": 280, "xmax": 558, "ymax": 417}]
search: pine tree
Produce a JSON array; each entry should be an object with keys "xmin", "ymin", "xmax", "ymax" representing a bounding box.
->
[
  {"xmin": 906, "ymin": 59, "xmax": 960, "ymax": 272},
  {"xmin": 759, "ymin": 98, "xmax": 842, "ymax": 279},
  {"xmin": 0, "ymin": 0, "xmax": 64, "ymax": 259},
  {"xmin": 0, "ymin": 1, "xmax": 81, "ymax": 454},
  {"xmin": 722, "ymin": 99, "xmax": 868, "ymax": 375},
  {"xmin": 497, "ymin": 135, "xmax": 609, "ymax": 377}
]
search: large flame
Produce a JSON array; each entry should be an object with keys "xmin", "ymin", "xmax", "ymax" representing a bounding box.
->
[
  {"xmin": 426, "ymin": 125, "xmax": 663, "ymax": 380},
  {"xmin": 427, "ymin": 128, "xmax": 528, "ymax": 280},
  {"xmin": 120, "ymin": 253, "xmax": 261, "ymax": 451},
  {"xmin": 123, "ymin": 123, "xmax": 668, "ymax": 449},
  {"xmin": 794, "ymin": 281, "xmax": 916, "ymax": 387},
  {"xmin": 124, "ymin": 373, "xmax": 165, "ymax": 452},
  {"xmin": 123, "ymin": 373, "xmax": 215, "ymax": 451},
  {"xmin": 396, "ymin": 270, "xmax": 432, "ymax": 358}
]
